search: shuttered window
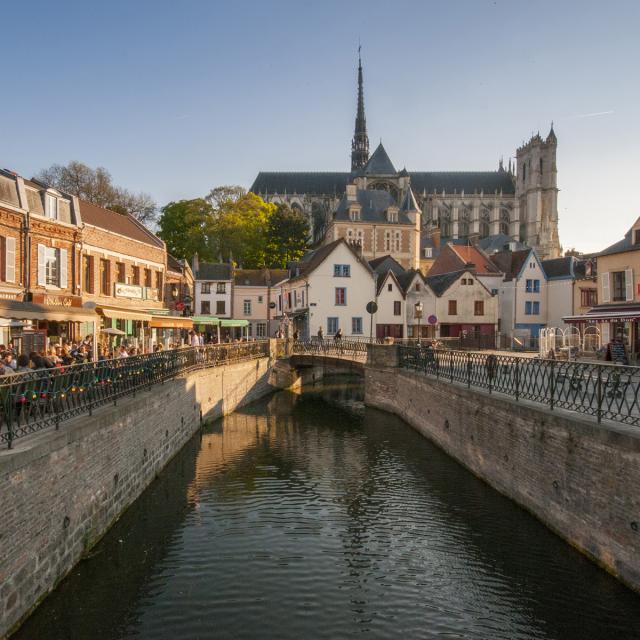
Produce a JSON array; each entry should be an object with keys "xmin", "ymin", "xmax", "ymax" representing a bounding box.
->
[
  {"xmin": 625, "ymin": 268, "xmax": 634, "ymax": 301},
  {"xmin": 601, "ymin": 272, "xmax": 610, "ymax": 303}
]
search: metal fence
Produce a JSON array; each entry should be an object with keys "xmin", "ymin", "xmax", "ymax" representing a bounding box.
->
[
  {"xmin": 399, "ymin": 346, "xmax": 640, "ymax": 427},
  {"xmin": 292, "ymin": 339, "xmax": 369, "ymax": 359},
  {"xmin": 0, "ymin": 341, "xmax": 271, "ymax": 449}
]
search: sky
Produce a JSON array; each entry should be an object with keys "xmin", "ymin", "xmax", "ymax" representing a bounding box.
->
[{"xmin": 2, "ymin": 0, "xmax": 639, "ymax": 252}]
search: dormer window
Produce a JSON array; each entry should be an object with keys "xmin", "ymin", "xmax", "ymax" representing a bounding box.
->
[
  {"xmin": 424, "ymin": 247, "xmax": 432, "ymax": 258},
  {"xmin": 45, "ymin": 193, "xmax": 58, "ymax": 220},
  {"xmin": 634, "ymin": 229, "xmax": 640, "ymax": 245},
  {"xmin": 386, "ymin": 209, "xmax": 398, "ymax": 223},
  {"xmin": 349, "ymin": 207, "xmax": 361, "ymax": 221}
]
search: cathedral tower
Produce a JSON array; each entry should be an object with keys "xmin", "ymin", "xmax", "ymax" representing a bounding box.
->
[
  {"xmin": 515, "ymin": 124, "xmax": 561, "ymax": 258},
  {"xmin": 351, "ymin": 49, "xmax": 369, "ymax": 172}
]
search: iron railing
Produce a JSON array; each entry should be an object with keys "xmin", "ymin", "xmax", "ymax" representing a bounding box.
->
[
  {"xmin": 292, "ymin": 339, "xmax": 369, "ymax": 359},
  {"xmin": 399, "ymin": 346, "xmax": 640, "ymax": 426},
  {"xmin": 0, "ymin": 341, "xmax": 271, "ymax": 449}
]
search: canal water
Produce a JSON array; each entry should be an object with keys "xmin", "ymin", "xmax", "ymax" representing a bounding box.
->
[{"xmin": 14, "ymin": 378, "xmax": 640, "ymax": 640}]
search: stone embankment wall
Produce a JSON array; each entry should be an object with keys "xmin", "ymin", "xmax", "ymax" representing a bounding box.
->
[
  {"xmin": 0, "ymin": 355, "xmax": 277, "ymax": 637},
  {"xmin": 365, "ymin": 345, "xmax": 640, "ymax": 594}
]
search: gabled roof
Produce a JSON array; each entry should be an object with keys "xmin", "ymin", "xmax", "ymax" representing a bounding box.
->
[
  {"xmin": 361, "ymin": 143, "xmax": 396, "ymax": 175},
  {"xmin": 369, "ymin": 255, "xmax": 405, "ymax": 276},
  {"xmin": 598, "ymin": 219, "xmax": 640, "ymax": 257},
  {"xmin": 425, "ymin": 270, "xmax": 466, "ymax": 296},
  {"xmin": 289, "ymin": 238, "xmax": 373, "ymax": 283},
  {"xmin": 376, "ymin": 269, "xmax": 406, "ymax": 297},
  {"xmin": 396, "ymin": 268, "xmax": 426, "ymax": 294},
  {"xmin": 428, "ymin": 243, "xmax": 501, "ymax": 278},
  {"xmin": 490, "ymin": 249, "xmax": 532, "ymax": 281},
  {"xmin": 334, "ymin": 188, "xmax": 413, "ymax": 224},
  {"xmin": 233, "ymin": 268, "xmax": 289, "ymax": 286},
  {"xmin": 195, "ymin": 262, "xmax": 232, "ymax": 281},
  {"xmin": 80, "ymin": 199, "xmax": 163, "ymax": 248}
]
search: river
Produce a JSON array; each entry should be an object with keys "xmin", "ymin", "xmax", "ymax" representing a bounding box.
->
[{"xmin": 14, "ymin": 378, "xmax": 640, "ymax": 639}]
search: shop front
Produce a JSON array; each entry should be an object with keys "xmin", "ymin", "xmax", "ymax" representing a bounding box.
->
[
  {"xmin": 149, "ymin": 313, "xmax": 193, "ymax": 349},
  {"xmin": 191, "ymin": 315, "xmax": 221, "ymax": 343},
  {"xmin": 220, "ymin": 319, "xmax": 250, "ymax": 341},
  {"xmin": 0, "ymin": 299, "xmax": 97, "ymax": 356},
  {"xmin": 96, "ymin": 305, "xmax": 152, "ymax": 352}
]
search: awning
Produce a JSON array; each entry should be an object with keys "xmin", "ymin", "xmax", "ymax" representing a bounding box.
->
[
  {"xmin": 190, "ymin": 315, "xmax": 220, "ymax": 325},
  {"xmin": 97, "ymin": 306, "xmax": 152, "ymax": 322},
  {"xmin": 220, "ymin": 319, "xmax": 249, "ymax": 327},
  {"xmin": 564, "ymin": 305, "xmax": 640, "ymax": 324},
  {"xmin": 0, "ymin": 300, "xmax": 97, "ymax": 323},
  {"xmin": 149, "ymin": 315, "xmax": 193, "ymax": 329}
]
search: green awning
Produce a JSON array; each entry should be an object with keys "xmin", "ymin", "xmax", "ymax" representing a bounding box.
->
[
  {"xmin": 190, "ymin": 315, "xmax": 220, "ymax": 325},
  {"xmin": 220, "ymin": 319, "xmax": 249, "ymax": 327}
]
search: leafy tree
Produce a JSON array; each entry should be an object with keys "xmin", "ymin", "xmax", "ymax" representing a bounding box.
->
[
  {"xmin": 35, "ymin": 161, "xmax": 157, "ymax": 225},
  {"xmin": 206, "ymin": 185, "xmax": 246, "ymax": 208},
  {"xmin": 265, "ymin": 204, "xmax": 309, "ymax": 268},
  {"xmin": 157, "ymin": 199, "xmax": 214, "ymax": 261}
]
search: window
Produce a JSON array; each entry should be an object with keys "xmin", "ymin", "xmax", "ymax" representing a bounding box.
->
[
  {"xmin": 525, "ymin": 301, "xmax": 532, "ymax": 315},
  {"xmin": 581, "ymin": 289, "xmax": 597, "ymax": 307},
  {"xmin": 526, "ymin": 279, "xmax": 532, "ymax": 292},
  {"xmin": 388, "ymin": 283, "xmax": 393, "ymax": 292},
  {"xmin": 384, "ymin": 230, "xmax": 391, "ymax": 252},
  {"xmin": 474, "ymin": 301, "xmax": 484, "ymax": 316},
  {"xmin": 132, "ymin": 266, "xmax": 140, "ymax": 285},
  {"xmin": 37, "ymin": 245, "xmax": 67, "ymax": 288},
  {"xmin": 334, "ymin": 264, "xmax": 351, "ymax": 277},
  {"xmin": 243, "ymin": 299, "xmax": 252, "ymax": 315},
  {"xmin": 216, "ymin": 300, "xmax": 226, "ymax": 315},
  {"xmin": 415, "ymin": 283, "xmax": 421, "ymax": 292},
  {"xmin": 532, "ymin": 301, "xmax": 540, "ymax": 314},
  {"xmin": 335, "ymin": 287, "xmax": 346, "ymax": 305},
  {"xmin": 393, "ymin": 301, "xmax": 401, "ymax": 316},
  {"xmin": 83, "ymin": 255, "xmax": 94, "ymax": 293},
  {"xmin": 45, "ymin": 194, "xmax": 58, "ymax": 220},
  {"xmin": 144, "ymin": 268, "xmax": 152, "ymax": 288},
  {"xmin": 100, "ymin": 259, "xmax": 110, "ymax": 295},
  {"xmin": 461, "ymin": 278, "xmax": 467, "ymax": 285},
  {"xmin": 116, "ymin": 262, "xmax": 125, "ymax": 284},
  {"xmin": 301, "ymin": 290, "xmax": 305, "ymax": 307},
  {"xmin": 393, "ymin": 231, "xmax": 401, "ymax": 252},
  {"xmin": 327, "ymin": 317, "xmax": 339, "ymax": 334},
  {"xmin": 448, "ymin": 300, "xmax": 457, "ymax": 315},
  {"xmin": 533, "ymin": 279, "xmax": 540, "ymax": 293},
  {"xmin": 256, "ymin": 323, "xmax": 267, "ymax": 338},
  {"xmin": 216, "ymin": 282, "xmax": 226, "ymax": 294},
  {"xmin": 525, "ymin": 301, "xmax": 539, "ymax": 315},
  {"xmin": 352, "ymin": 317, "xmax": 363, "ymax": 334},
  {"xmin": 201, "ymin": 282, "xmax": 211, "ymax": 294},
  {"xmin": 0, "ymin": 237, "xmax": 16, "ymax": 284},
  {"xmin": 612, "ymin": 271, "xmax": 626, "ymax": 301},
  {"xmin": 350, "ymin": 208, "xmax": 360, "ymax": 221},
  {"xmin": 635, "ymin": 230, "xmax": 640, "ymax": 245},
  {"xmin": 201, "ymin": 301, "xmax": 210, "ymax": 314},
  {"xmin": 258, "ymin": 295, "xmax": 263, "ymax": 303},
  {"xmin": 539, "ymin": 158, "xmax": 543, "ymax": 173},
  {"xmin": 156, "ymin": 271, "xmax": 163, "ymax": 295},
  {"xmin": 424, "ymin": 247, "xmax": 433, "ymax": 258},
  {"xmin": 293, "ymin": 290, "xmax": 298, "ymax": 306}
]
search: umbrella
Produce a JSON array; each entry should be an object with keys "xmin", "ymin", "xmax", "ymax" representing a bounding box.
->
[{"xmin": 101, "ymin": 328, "xmax": 126, "ymax": 336}]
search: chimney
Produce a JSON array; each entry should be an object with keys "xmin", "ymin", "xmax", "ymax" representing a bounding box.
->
[
  {"xmin": 192, "ymin": 253, "xmax": 199, "ymax": 275},
  {"xmin": 429, "ymin": 226, "xmax": 441, "ymax": 249}
]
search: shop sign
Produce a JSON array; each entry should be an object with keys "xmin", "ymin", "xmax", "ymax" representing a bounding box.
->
[
  {"xmin": 144, "ymin": 287, "xmax": 159, "ymax": 301},
  {"xmin": 44, "ymin": 295, "xmax": 73, "ymax": 307},
  {"xmin": 115, "ymin": 283, "xmax": 143, "ymax": 299}
]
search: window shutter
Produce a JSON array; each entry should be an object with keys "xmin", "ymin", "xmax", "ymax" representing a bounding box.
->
[
  {"xmin": 601, "ymin": 272, "xmax": 610, "ymax": 303},
  {"xmin": 58, "ymin": 248, "xmax": 68, "ymax": 289},
  {"xmin": 37, "ymin": 244, "xmax": 46, "ymax": 286},
  {"xmin": 625, "ymin": 268, "xmax": 633, "ymax": 301},
  {"xmin": 5, "ymin": 237, "xmax": 15, "ymax": 283}
]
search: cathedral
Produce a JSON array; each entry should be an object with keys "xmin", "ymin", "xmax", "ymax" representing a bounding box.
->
[{"xmin": 250, "ymin": 54, "xmax": 562, "ymax": 269}]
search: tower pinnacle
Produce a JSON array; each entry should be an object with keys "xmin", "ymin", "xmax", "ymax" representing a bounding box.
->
[{"xmin": 351, "ymin": 47, "xmax": 369, "ymax": 172}]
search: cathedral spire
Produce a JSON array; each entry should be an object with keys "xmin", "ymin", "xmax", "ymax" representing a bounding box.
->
[{"xmin": 351, "ymin": 46, "xmax": 370, "ymax": 172}]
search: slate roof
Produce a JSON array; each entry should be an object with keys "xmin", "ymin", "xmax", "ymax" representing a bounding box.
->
[
  {"xmin": 396, "ymin": 268, "xmax": 424, "ymax": 293},
  {"xmin": 335, "ymin": 189, "xmax": 412, "ymax": 224},
  {"xmin": 478, "ymin": 234, "xmax": 526, "ymax": 254},
  {"xmin": 368, "ymin": 255, "xmax": 405, "ymax": 276},
  {"xmin": 490, "ymin": 249, "xmax": 531, "ymax": 281},
  {"xmin": 250, "ymin": 171, "xmax": 515, "ymax": 197},
  {"xmin": 597, "ymin": 220, "xmax": 640, "ymax": 257},
  {"xmin": 361, "ymin": 143, "xmax": 396, "ymax": 175},
  {"xmin": 195, "ymin": 262, "xmax": 232, "ymax": 281},
  {"xmin": 542, "ymin": 256, "xmax": 576, "ymax": 280},
  {"xmin": 233, "ymin": 268, "xmax": 289, "ymax": 286},
  {"xmin": 399, "ymin": 187, "xmax": 420, "ymax": 212},
  {"xmin": 80, "ymin": 199, "xmax": 164, "ymax": 248},
  {"xmin": 376, "ymin": 270, "xmax": 406, "ymax": 297},
  {"xmin": 425, "ymin": 270, "xmax": 465, "ymax": 296}
]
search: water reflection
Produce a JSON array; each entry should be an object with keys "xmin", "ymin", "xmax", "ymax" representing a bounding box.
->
[{"xmin": 14, "ymin": 377, "xmax": 640, "ymax": 640}]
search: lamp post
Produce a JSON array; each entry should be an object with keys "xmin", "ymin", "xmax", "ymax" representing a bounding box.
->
[{"xmin": 415, "ymin": 301, "xmax": 424, "ymax": 347}]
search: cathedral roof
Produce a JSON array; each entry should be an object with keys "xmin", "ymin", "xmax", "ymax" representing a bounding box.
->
[
  {"xmin": 399, "ymin": 187, "xmax": 420, "ymax": 212},
  {"xmin": 334, "ymin": 188, "xmax": 413, "ymax": 224},
  {"xmin": 250, "ymin": 170, "xmax": 515, "ymax": 197},
  {"xmin": 361, "ymin": 143, "xmax": 396, "ymax": 175}
]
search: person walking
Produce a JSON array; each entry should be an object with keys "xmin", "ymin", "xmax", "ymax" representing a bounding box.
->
[{"xmin": 317, "ymin": 326, "xmax": 323, "ymax": 341}]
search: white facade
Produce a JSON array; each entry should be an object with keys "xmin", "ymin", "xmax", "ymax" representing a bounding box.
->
[
  {"xmin": 404, "ymin": 272, "xmax": 437, "ymax": 338},
  {"xmin": 374, "ymin": 271, "xmax": 407, "ymax": 338},
  {"xmin": 277, "ymin": 241, "xmax": 376, "ymax": 339},
  {"xmin": 195, "ymin": 279, "xmax": 232, "ymax": 318}
]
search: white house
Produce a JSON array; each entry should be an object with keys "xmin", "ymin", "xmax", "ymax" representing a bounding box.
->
[
  {"xmin": 192, "ymin": 260, "xmax": 233, "ymax": 323},
  {"xmin": 490, "ymin": 248, "xmax": 547, "ymax": 347},
  {"xmin": 374, "ymin": 270, "xmax": 407, "ymax": 338},
  {"xmin": 400, "ymin": 270, "xmax": 438, "ymax": 340},
  {"xmin": 276, "ymin": 238, "xmax": 376, "ymax": 339}
]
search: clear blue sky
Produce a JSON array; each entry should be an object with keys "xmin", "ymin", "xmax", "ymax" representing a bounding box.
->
[{"xmin": 2, "ymin": 0, "xmax": 639, "ymax": 252}]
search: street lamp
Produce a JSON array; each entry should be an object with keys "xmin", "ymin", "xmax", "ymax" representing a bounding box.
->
[{"xmin": 414, "ymin": 301, "xmax": 424, "ymax": 346}]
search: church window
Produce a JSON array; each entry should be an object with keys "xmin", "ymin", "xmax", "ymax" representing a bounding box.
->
[
  {"xmin": 480, "ymin": 221, "xmax": 490, "ymax": 238},
  {"xmin": 522, "ymin": 164, "xmax": 526, "ymax": 182},
  {"xmin": 441, "ymin": 221, "xmax": 450, "ymax": 238},
  {"xmin": 500, "ymin": 221, "xmax": 509, "ymax": 235}
]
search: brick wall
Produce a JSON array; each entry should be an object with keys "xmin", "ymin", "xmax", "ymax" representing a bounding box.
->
[
  {"xmin": 365, "ymin": 352, "xmax": 640, "ymax": 594},
  {"xmin": 0, "ymin": 207, "xmax": 25, "ymax": 295},
  {"xmin": 0, "ymin": 357, "xmax": 276, "ymax": 636}
]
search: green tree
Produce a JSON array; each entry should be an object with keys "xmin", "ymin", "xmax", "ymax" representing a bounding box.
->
[
  {"xmin": 157, "ymin": 198, "xmax": 214, "ymax": 261},
  {"xmin": 265, "ymin": 204, "xmax": 309, "ymax": 268}
]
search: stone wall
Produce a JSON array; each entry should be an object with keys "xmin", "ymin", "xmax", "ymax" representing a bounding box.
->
[
  {"xmin": 365, "ymin": 350, "xmax": 640, "ymax": 594},
  {"xmin": 0, "ymin": 356, "xmax": 276, "ymax": 637}
]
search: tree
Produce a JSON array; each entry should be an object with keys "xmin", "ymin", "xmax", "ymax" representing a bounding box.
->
[
  {"xmin": 35, "ymin": 161, "xmax": 158, "ymax": 225},
  {"xmin": 205, "ymin": 185, "xmax": 246, "ymax": 208},
  {"xmin": 157, "ymin": 199, "xmax": 214, "ymax": 261},
  {"xmin": 265, "ymin": 204, "xmax": 309, "ymax": 268}
]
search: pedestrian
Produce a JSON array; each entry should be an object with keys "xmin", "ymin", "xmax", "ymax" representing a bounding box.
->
[
  {"xmin": 317, "ymin": 326, "xmax": 323, "ymax": 341},
  {"xmin": 293, "ymin": 330, "xmax": 299, "ymax": 341},
  {"xmin": 14, "ymin": 354, "xmax": 31, "ymax": 373},
  {"xmin": 2, "ymin": 351, "xmax": 16, "ymax": 370},
  {"xmin": 334, "ymin": 327, "xmax": 342, "ymax": 341},
  {"xmin": 116, "ymin": 345, "xmax": 129, "ymax": 359}
]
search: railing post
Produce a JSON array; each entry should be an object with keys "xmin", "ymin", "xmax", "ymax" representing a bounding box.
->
[
  {"xmin": 7, "ymin": 390, "xmax": 14, "ymax": 449},
  {"xmin": 597, "ymin": 366, "xmax": 603, "ymax": 424},
  {"xmin": 515, "ymin": 358, "xmax": 520, "ymax": 401},
  {"xmin": 549, "ymin": 360, "xmax": 555, "ymax": 410},
  {"xmin": 466, "ymin": 352, "xmax": 471, "ymax": 388},
  {"xmin": 450, "ymin": 351, "xmax": 454, "ymax": 383}
]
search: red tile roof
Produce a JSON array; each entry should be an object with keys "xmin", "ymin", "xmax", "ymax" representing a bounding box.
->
[{"xmin": 428, "ymin": 243, "xmax": 501, "ymax": 277}]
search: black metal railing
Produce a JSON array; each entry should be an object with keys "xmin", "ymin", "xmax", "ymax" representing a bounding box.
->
[
  {"xmin": 0, "ymin": 341, "xmax": 271, "ymax": 449},
  {"xmin": 398, "ymin": 346, "xmax": 640, "ymax": 426},
  {"xmin": 292, "ymin": 339, "xmax": 368, "ymax": 359}
]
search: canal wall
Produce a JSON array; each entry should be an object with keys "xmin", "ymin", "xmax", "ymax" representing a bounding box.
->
[
  {"xmin": 364, "ymin": 346, "xmax": 640, "ymax": 594},
  {"xmin": 0, "ymin": 355, "xmax": 277, "ymax": 637}
]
